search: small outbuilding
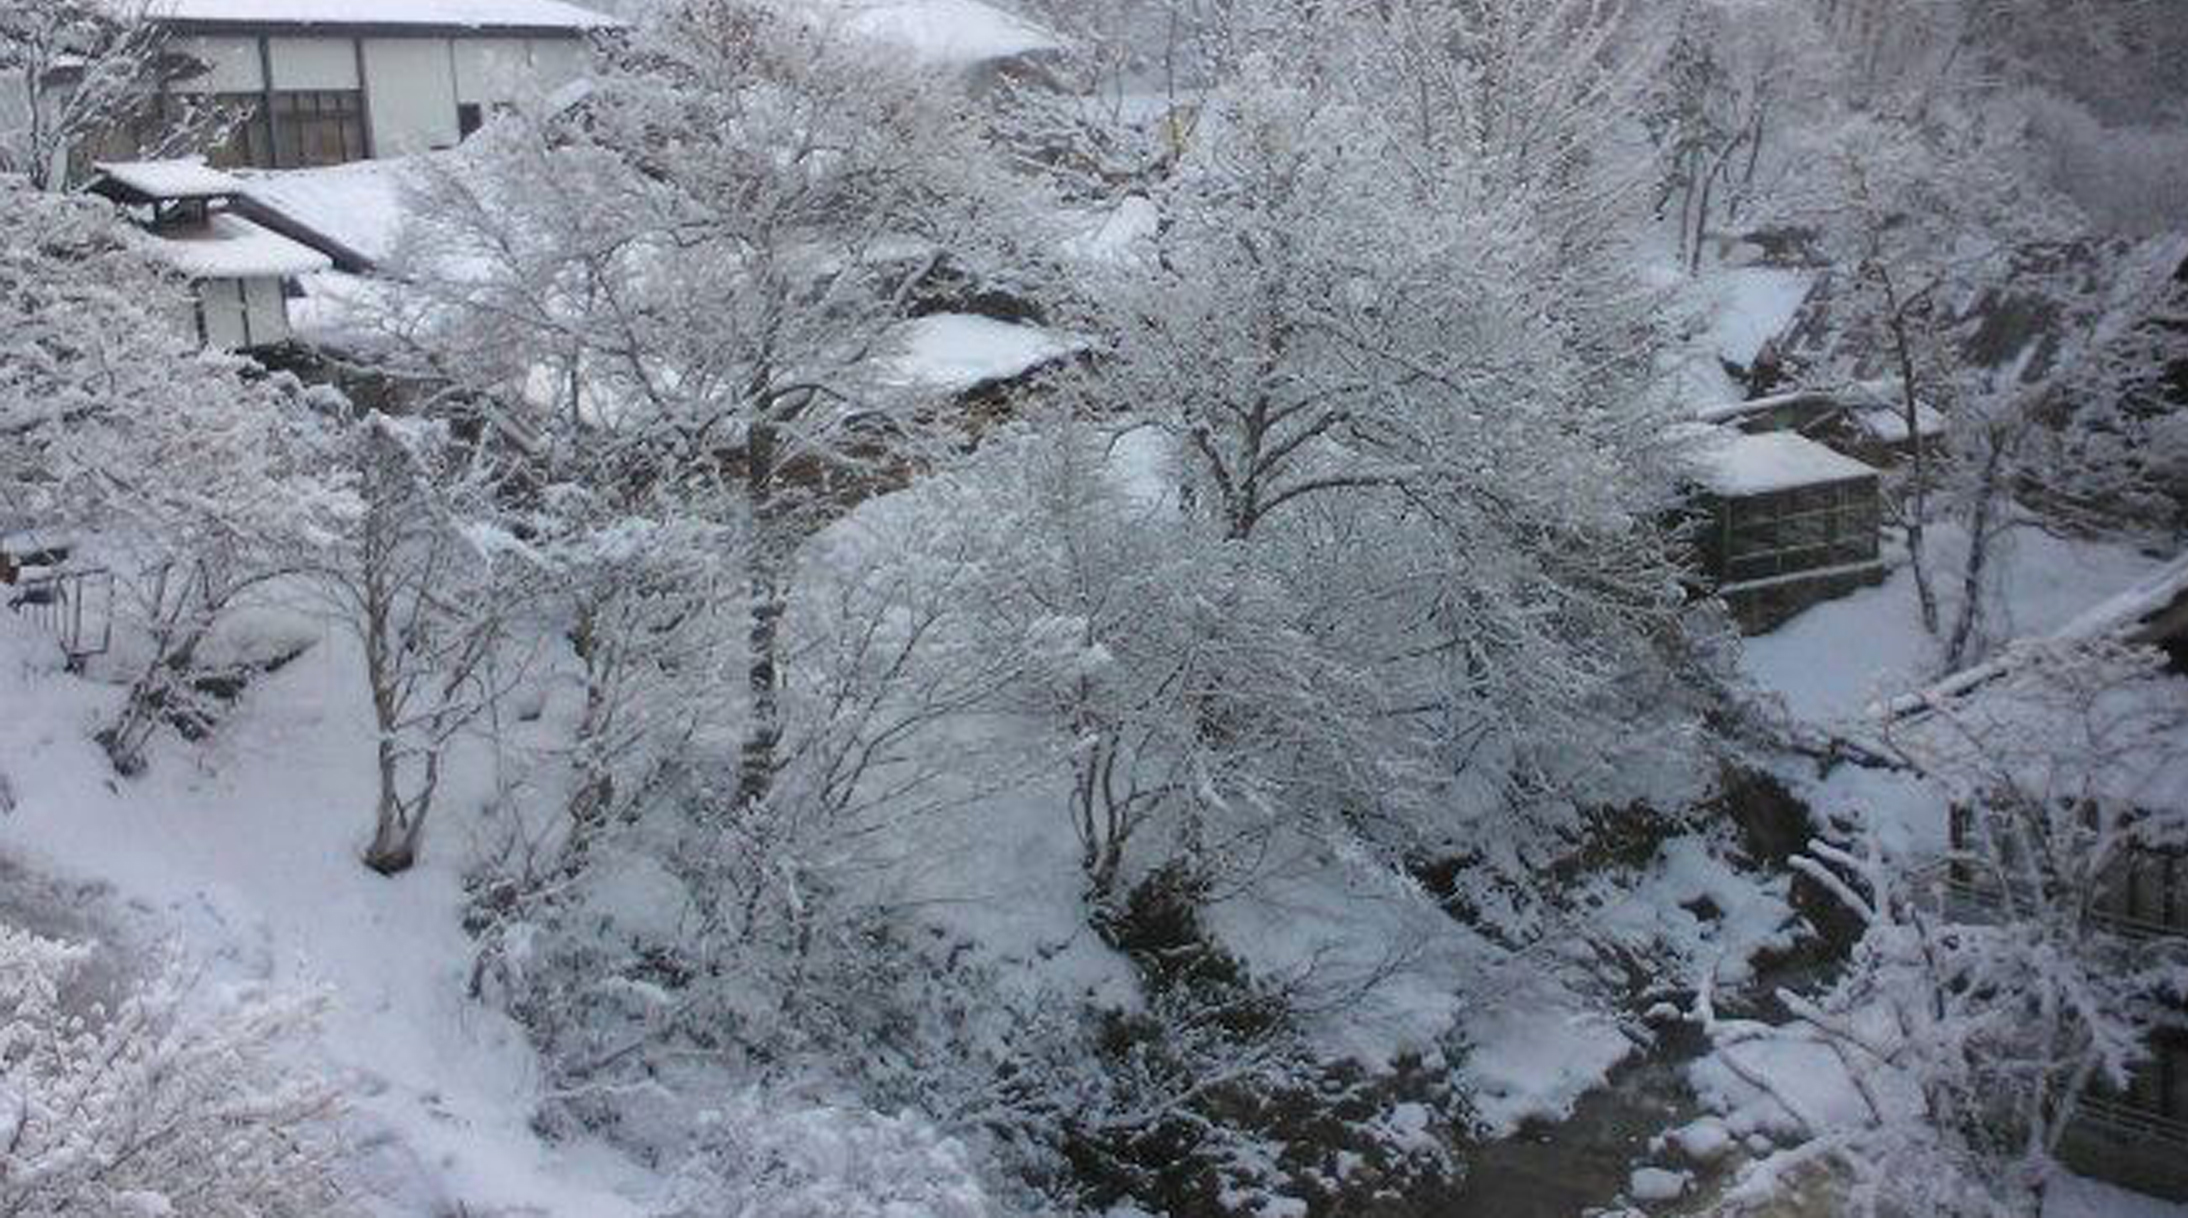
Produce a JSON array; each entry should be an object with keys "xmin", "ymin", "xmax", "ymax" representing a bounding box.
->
[
  {"xmin": 1681, "ymin": 427, "xmax": 1885, "ymax": 631},
  {"xmin": 90, "ymin": 158, "xmax": 332, "ymax": 351}
]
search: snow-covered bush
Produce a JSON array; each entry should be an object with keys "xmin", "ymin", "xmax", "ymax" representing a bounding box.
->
[
  {"xmin": 660, "ymin": 1092, "xmax": 994, "ymax": 1218},
  {"xmin": 0, "ymin": 926, "xmax": 354, "ymax": 1216}
]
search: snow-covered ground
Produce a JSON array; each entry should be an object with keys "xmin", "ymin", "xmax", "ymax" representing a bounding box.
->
[
  {"xmin": 1741, "ymin": 521, "xmax": 2174, "ymax": 859},
  {"xmin": 0, "ymin": 609, "xmax": 655, "ymax": 1216}
]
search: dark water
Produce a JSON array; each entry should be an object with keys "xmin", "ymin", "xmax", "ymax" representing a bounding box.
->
[{"xmin": 1447, "ymin": 1020, "xmax": 1711, "ymax": 1217}]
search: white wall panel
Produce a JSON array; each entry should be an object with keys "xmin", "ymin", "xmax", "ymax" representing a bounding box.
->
[
  {"xmin": 242, "ymin": 277, "xmax": 291, "ymax": 347},
  {"xmin": 453, "ymin": 38, "xmax": 530, "ymax": 105},
  {"xmin": 269, "ymin": 37, "xmax": 359, "ymax": 91},
  {"xmin": 198, "ymin": 280, "xmax": 249, "ymax": 350},
  {"xmin": 525, "ymin": 38, "xmax": 588, "ymax": 91},
  {"xmin": 172, "ymin": 36, "xmax": 264, "ymax": 94},
  {"xmin": 362, "ymin": 38, "xmax": 460, "ymax": 155}
]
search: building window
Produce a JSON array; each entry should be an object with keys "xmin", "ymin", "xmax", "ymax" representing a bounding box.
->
[
  {"xmin": 458, "ymin": 103, "xmax": 485, "ymax": 139},
  {"xmin": 171, "ymin": 90, "xmax": 364, "ymax": 170},
  {"xmin": 270, "ymin": 90, "xmax": 367, "ymax": 168}
]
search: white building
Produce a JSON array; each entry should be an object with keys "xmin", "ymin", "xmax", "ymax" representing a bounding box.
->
[
  {"xmin": 89, "ymin": 158, "xmax": 332, "ymax": 351},
  {"xmin": 150, "ymin": 0, "xmax": 616, "ymax": 170}
]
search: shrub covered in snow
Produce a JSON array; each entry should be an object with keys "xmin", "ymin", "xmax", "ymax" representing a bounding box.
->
[
  {"xmin": 661, "ymin": 1093, "xmax": 994, "ymax": 1218},
  {"xmin": 0, "ymin": 926, "xmax": 355, "ymax": 1216}
]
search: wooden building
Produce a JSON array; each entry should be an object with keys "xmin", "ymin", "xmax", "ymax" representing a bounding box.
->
[
  {"xmin": 1681, "ymin": 427, "xmax": 1885, "ymax": 631},
  {"xmin": 146, "ymin": 0, "xmax": 614, "ymax": 170}
]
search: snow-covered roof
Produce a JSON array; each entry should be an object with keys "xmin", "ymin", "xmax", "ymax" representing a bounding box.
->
[
  {"xmin": 92, "ymin": 157, "xmax": 244, "ymax": 202},
  {"xmin": 136, "ymin": 212, "xmax": 333, "ymax": 280},
  {"xmin": 1687, "ymin": 429, "xmax": 1877, "ymax": 496},
  {"xmin": 801, "ymin": 0, "xmax": 1063, "ymax": 66},
  {"xmin": 1692, "ymin": 382, "xmax": 1946, "ymax": 443},
  {"xmin": 237, "ymin": 159, "xmax": 418, "ymax": 269},
  {"xmin": 882, "ymin": 314, "xmax": 1080, "ymax": 393},
  {"xmin": 1707, "ymin": 267, "xmax": 1814, "ymax": 368},
  {"xmin": 145, "ymin": 0, "xmax": 616, "ymax": 33},
  {"xmin": 1847, "ymin": 398, "xmax": 1946, "ymax": 443}
]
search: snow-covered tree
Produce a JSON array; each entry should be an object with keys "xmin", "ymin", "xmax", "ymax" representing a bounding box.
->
[
  {"xmin": 0, "ymin": 0, "xmax": 226, "ymax": 190},
  {"xmin": 0, "ymin": 177, "xmax": 351, "ymax": 771},
  {"xmin": 311, "ymin": 412, "xmax": 527, "ymax": 876},
  {"xmin": 0, "ymin": 926, "xmax": 354, "ymax": 1216},
  {"xmin": 1642, "ymin": 0, "xmax": 1830, "ymax": 271},
  {"xmin": 379, "ymin": 0, "xmax": 1032, "ymax": 820},
  {"xmin": 1702, "ymin": 640, "xmax": 2188, "ymax": 1215},
  {"xmin": 1014, "ymin": 0, "xmax": 1703, "ymax": 906}
]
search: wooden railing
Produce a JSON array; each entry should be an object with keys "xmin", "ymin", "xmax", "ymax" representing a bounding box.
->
[
  {"xmin": 2075, "ymin": 1093, "xmax": 2188, "ymax": 1152},
  {"xmin": 7, "ymin": 566, "xmax": 114, "ymax": 666},
  {"xmin": 1926, "ymin": 868, "xmax": 2188, "ymax": 945}
]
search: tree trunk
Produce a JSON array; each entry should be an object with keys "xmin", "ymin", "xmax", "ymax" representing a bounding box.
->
[
  {"xmin": 737, "ymin": 421, "xmax": 784, "ymax": 813},
  {"xmin": 563, "ymin": 603, "xmax": 616, "ymax": 872},
  {"xmin": 363, "ymin": 735, "xmax": 414, "ymax": 875},
  {"xmin": 1882, "ymin": 275, "xmax": 1940, "ymax": 636},
  {"xmin": 1944, "ymin": 423, "xmax": 2011, "ymax": 671},
  {"xmin": 360, "ymin": 515, "xmax": 415, "ymax": 874}
]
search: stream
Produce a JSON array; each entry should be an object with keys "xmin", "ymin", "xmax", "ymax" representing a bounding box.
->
[
  {"xmin": 1446, "ymin": 761, "xmax": 1851, "ymax": 1218},
  {"xmin": 1447, "ymin": 1016, "xmax": 1714, "ymax": 1217}
]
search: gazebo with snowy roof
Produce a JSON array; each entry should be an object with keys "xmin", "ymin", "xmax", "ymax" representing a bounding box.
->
[
  {"xmin": 90, "ymin": 158, "xmax": 332, "ymax": 351},
  {"xmin": 1681, "ymin": 427, "xmax": 1885, "ymax": 630}
]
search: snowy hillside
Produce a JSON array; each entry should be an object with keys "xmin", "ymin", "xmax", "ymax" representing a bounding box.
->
[{"xmin": 7, "ymin": 0, "xmax": 2188, "ymax": 1215}]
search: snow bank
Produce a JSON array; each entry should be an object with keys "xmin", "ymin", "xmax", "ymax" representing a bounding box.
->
[
  {"xmin": 0, "ymin": 610, "xmax": 650, "ymax": 1217},
  {"xmin": 882, "ymin": 313, "xmax": 1081, "ymax": 393},
  {"xmin": 1588, "ymin": 837, "xmax": 1800, "ymax": 989},
  {"xmin": 1461, "ymin": 995, "xmax": 1634, "ymax": 1137},
  {"xmin": 1742, "ymin": 524, "xmax": 2170, "ymax": 724}
]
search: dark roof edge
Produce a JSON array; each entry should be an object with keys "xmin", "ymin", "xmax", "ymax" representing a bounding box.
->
[
  {"xmin": 154, "ymin": 18, "xmax": 609, "ymax": 39},
  {"xmin": 227, "ymin": 192, "xmax": 378, "ymax": 276}
]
